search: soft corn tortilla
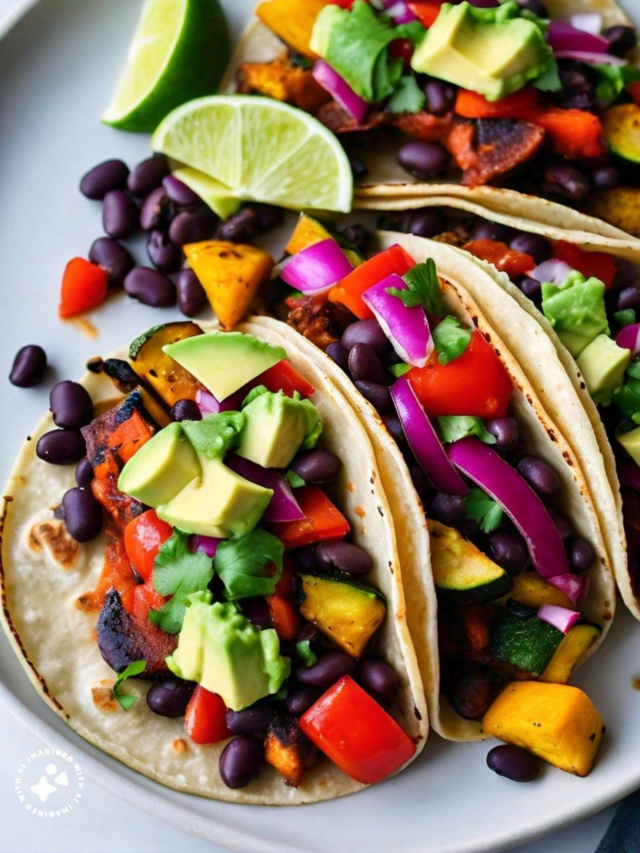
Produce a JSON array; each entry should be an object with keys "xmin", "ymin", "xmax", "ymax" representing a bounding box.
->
[
  {"xmin": 250, "ymin": 240, "xmax": 617, "ymax": 741},
  {"xmin": 0, "ymin": 322, "xmax": 427, "ymax": 804}
]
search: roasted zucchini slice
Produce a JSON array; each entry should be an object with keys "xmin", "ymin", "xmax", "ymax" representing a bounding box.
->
[
  {"xmin": 492, "ymin": 601, "xmax": 564, "ymax": 678},
  {"xmin": 509, "ymin": 571, "xmax": 572, "ymax": 610},
  {"xmin": 603, "ymin": 103, "xmax": 640, "ymax": 164},
  {"xmin": 129, "ymin": 322, "xmax": 203, "ymax": 407},
  {"xmin": 540, "ymin": 622, "xmax": 601, "ymax": 684}
]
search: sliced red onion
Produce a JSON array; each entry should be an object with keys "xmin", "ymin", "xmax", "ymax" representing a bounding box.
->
[
  {"xmin": 448, "ymin": 437, "xmax": 569, "ymax": 578},
  {"xmin": 362, "ymin": 274, "xmax": 433, "ymax": 368},
  {"xmin": 538, "ymin": 604, "xmax": 581, "ymax": 634},
  {"xmin": 548, "ymin": 21, "xmax": 610, "ymax": 54},
  {"xmin": 226, "ymin": 454, "xmax": 305, "ymax": 523},
  {"xmin": 391, "ymin": 376, "xmax": 469, "ymax": 495},
  {"xmin": 569, "ymin": 13, "xmax": 603, "ymax": 36},
  {"xmin": 280, "ymin": 238, "xmax": 354, "ymax": 295},
  {"xmin": 616, "ymin": 323, "xmax": 640, "ymax": 357},
  {"xmin": 189, "ymin": 535, "xmax": 222, "ymax": 558},
  {"xmin": 195, "ymin": 389, "xmax": 242, "ymax": 416},
  {"xmin": 312, "ymin": 61, "xmax": 369, "ymax": 123},
  {"xmin": 618, "ymin": 458, "xmax": 640, "ymax": 492},
  {"xmin": 529, "ymin": 258, "xmax": 574, "ymax": 285},
  {"xmin": 549, "ymin": 573, "xmax": 590, "ymax": 608},
  {"xmin": 554, "ymin": 50, "xmax": 627, "ymax": 66}
]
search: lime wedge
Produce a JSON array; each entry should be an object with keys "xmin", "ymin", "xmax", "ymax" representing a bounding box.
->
[
  {"xmin": 171, "ymin": 167, "xmax": 241, "ymax": 219},
  {"xmin": 152, "ymin": 96, "xmax": 353, "ymax": 213},
  {"xmin": 103, "ymin": 0, "xmax": 230, "ymax": 133}
]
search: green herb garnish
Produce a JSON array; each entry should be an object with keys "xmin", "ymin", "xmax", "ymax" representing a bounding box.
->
[{"xmin": 150, "ymin": 531, "xmax": 214, "ymax": 634}]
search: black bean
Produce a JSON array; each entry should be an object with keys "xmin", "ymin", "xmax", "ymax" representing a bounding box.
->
[
  {"xmin": 50, "ymin": 381, "xmax": 93, "ymax": 430},
  {"xmin": 603, "ymin": 25, "xmax": 637, "ymax": 57},
  {"xmin": 410, "ymin": 465, "xmax": 430, "ymax": 501},
  {"xmin": 284, "ymin": 685, "xmax": 322, "ymax": 716},
  {"xmin": 163, "ymin": 174, "xmax": 202, "ymax": 206},
  {"xmin": 485, "ymin": 417, "xmax": 519, "ymax": 451},
  {"xmin": 240, "ymin": 597, "xmax": 272, "ymax": 630},
  {"xmin": 617, "ymin": 285, "xmax": 640, "ymax": 313},
  {"xmin": 341, "ymin": 224, "xmax": 371, "ymax": 251},
  {"xmin": 175, "ymin": 269, "xmax": 207, "ymax": 317},
  {"xmin": 487, "ymin": 744, "xmax": 540, "ymax": 782},
  {"xmin": 489, "ymin": 531, "xmax": 529, "ymax": 576},
  {"xmin": 520, "ymin": 276, "xmax": 542, "ymax": 301},
  {"xmin": 293, "ymin": 545, "xmax": 321, "ymax": 573},
  {"xmin": 407, "ymin": 208, "xmax": 446, "ymax": 239},
  {"xmin": 146, "ymin": 229, "xmax": 183, "ymax": 273},
  {"xmin": 169, "ymin": 206, "xmax": 218, "ymax": 245},
  {"xmin": 348, "ymin": 343, "xmax": 385, "ymax": 382},
  {"xmin": 226, "ymin": 704, "xmax": 273, "ymax": 735},
  {"xmin": 357, "ymin": 660, "xmax": 399, "ymax": 698},
  {"xmin": 354, "ymin": 380, "xmax": 392, "ymax": 412},
  {"xmin": 342, "ymin": 320, "xmax": 389, "ymax": 355},
  {"xmin": 146, "ymin": 677, "xmax": 194, "ymax": 717},
  {"xmin": 377, "ymin": 212, "xmax": 405, "ymax": 232},
  {"xmin": 127, "ymin": 155, "xmax": 170, "ymax": 198},
  {"xmin": 255, "ymin": 205, "xmax": 284, "ymax": 232},
  {"xmin": 291, "ymin": 450, "xmax": 341, "ymax": 484},
  {"xmin": 102, "ymin": 190, "xmax": 138, "ymax": 239},
  {"xmin": 295, "ymin": 651, "xmax": 355, "ymax": 688},
  {"xmin": 382, "ymin": 413, "xmax": 404, "ymax": 443},
  {"xmin": 317, "ymin": 540, "xmax": 373, "ymax": 576},
  {"xmin": 515, "ymin": 0, "xmax": 548, "ymax": 16},
  {"xmin": 89, "ymin": 237, "xmax": 134, "ymax": 286},
  {"xmin": 9, "ymin": 345, "xmax": 47, "ymax": 387},
  {"xmin": 592, "ymin": 165, "xmax": 620, "ymax": 190},
  {"xmin": 124, "ymin": 267, "xmax": 176, "ymax": 307},
  {"xmin": 37, "ymin": 429, "xmax": 86, "ymax": 465},
  {"xmin": 543, "ymin": 165, "xmax": 590, "ymax": 201},
  {"xmin": 509, "ymin": 233, "xmax": 551, "ymax": 266},
  {"xmin": 517, "ymin": 456, "xmax": 560, "ymax": 495},
  {"xmin": 397, "ymin": 141, "xmax": 450, "ymax": 179},
  {"xmin": 350, "ymin": 156, "xmax": 368, "ymax": 179},
  {"xmin": 472, "ymin": 220, "xmax": 513, "ymax": 243},
  {"xmin": 140, "ymin": 186, "xmax": 172, "ymax": 231},
  {"xmin": 219, "ymin": 736, "xmax": 263, "ymax": 789},
  {"xmin": 75, "ymin": 456, "xmax": 94, "ymax": 489},
  {"xmin": 612, "ymin": 261, "xmax": 640, "ymax": 293},
  {"xmin": 62, "ymin": 487, "xmax": 103, "ymax": 542},
  {"xmin": 568, "ymin": 538, "xmax": 594, "ymax": 573},
  {"xmin": 326, "ymin": 341, "xmax": 349, "ymax": 371},
  {"xmin": 424, "ymin": 79, "xmax": 457, "ymax": 116},
  {"xmin": 171, "ymin": 399, "xmax": 202, "ymax": 422},
  {"xmin": 429, "ymin": 492, "xmax": 467, "ymax": 527},
  {"xmin": 80, "ymin": 159, "xmax": 129, "ymax": 200},
  {"xmin": 216, "ymin": 208, "xmax": 260, "ymax": 243}
]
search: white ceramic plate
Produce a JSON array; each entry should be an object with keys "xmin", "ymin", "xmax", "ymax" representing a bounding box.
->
[{"xmin": 2, "ymin": 2, "xmax": 640, "ymax": 851}]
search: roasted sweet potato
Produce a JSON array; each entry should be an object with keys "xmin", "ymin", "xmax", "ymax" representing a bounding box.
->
[
  {"xmin": 587, "ymin": 187, "xmax": 640, "ymax": 238},
  {"xmin": 237, "ymin": 57, "xmax": 330, "ymax": 113},
  {"xmin": 129, "ymin": 322, "xmax": 203, "ymax": 406},
  {"xmin": 255, "ymin": 0, "xmax": 331, "ymax": 58},
  {"xmin": 264, "ymin": 714, "xmax": 318, "ymax": 786}
]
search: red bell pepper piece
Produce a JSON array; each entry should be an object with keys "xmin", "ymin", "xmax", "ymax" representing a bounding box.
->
[
  {"xmin": 121, "ymin": 580, "xmax": 167, "ymax": 622},
  {"xmin": 329, "ymin": 245, "xmax": 415, "ymax": 319},
  {"xmin": 408, "ymin": 330, "xmax": 512, "ymax": 419},
  {"xmin": 259, "ymin": 360, "xmax": 315, "ymax": 398},
  {"xmin": 406, "ymin": 0, "xmax": 444, "ymax": 28},
  {"xmin": 273, "ymin": 486, "xmax": 350, "ymax": 549},
  {"xmin": 463, "ymin": 240, "xmax": 534, "ymax": 278},
  {"xmin": 185, "ymin": 687, "xmax": 233, "ymax": 745},
  {"xmin": 267, "ymin": 594, "xmax": 301, "ymax": 641},
  {"xmin": 553, "ymin": 241, "xmax": 617, "ymax": 290},
  {"xmin": 124, "ymin": 510, "xmax": 173, "ymax": 583},
  {"xmin": 455, "ymin": 87, "xmax": 541, "ymax": 120},
  {"xmin": 300, "ymin": 676, "xmax": 416, "ymax": 784},
  {"xmin": 88, "ymin": 538, "xmax": 137, "ymax": 610},
  {"xmin": 59, "ymin": 257, "xmax": 109, "ymax": 319}
]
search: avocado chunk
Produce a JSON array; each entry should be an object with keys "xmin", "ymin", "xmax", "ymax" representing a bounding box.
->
[
  {"xmin": 118, "ymin": 422, "xmax": 201, "ymax": 507},
  {"xmin": 617, "ymin": 425, "xmax": 640, "ymax": 467},
  {"xmin": 492, "ymin": 601, "xmax": 564, "ymax": 677},
  {"xmin": 427, "ymin": 519, "xmax": 512, "ymax": 606},
  {"xmin": 576, "ymin": 334, "xmax": 631, "ymax": 406},
  {"xmin": 540, "ymin": 622, "xmax": 601, "ymax": 684},
  {"xmin": 541, "ymin": 272, "xmax": 609, "ymax": 357},
  {"xmin": 237, "ymin": 389, "xmax": 322, "ymax": 469},
  {"xmin": 298, "ymin": 571, "xmax": 386, "ymax": 658},
  {"xmin": 167, "ymin": 590, "xmax": 290, "ymax": 711},
  {"xmin": 411, "ymin": 1, "xmax": 556, "ymax": 102},
  {"xmin": 163, "ymin": 330, "xmax": 287, "ymax": 402}
]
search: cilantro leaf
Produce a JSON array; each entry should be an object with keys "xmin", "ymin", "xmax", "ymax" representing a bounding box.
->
[
  {"xmin": 592, "ymin": 65, "xmax": 640, "ymax": 106},
  {"xmin": 182, "ymin": 412, "xmax": 245, "ymax": 460},
  {"xmin": 432, "ymin": 316, "xmax": 472, "ymax": 365},
  {"xmin": 150, "ymin": 531, "xmax": 214, "ymax": 634},
  {"xmin": 389, "ymin": 363, "xmax": 412, "ymax": 378},
  {"xmin": 296, "ymin": 639, "xmax": 318, "ymax": 668},
  {"xmin": 614, "ymin": 310, "xmax": 636, "ymax": 329},
  {"xmin": 386, "ymin": 259, "xmax": 446, "ymax": 318},
  {"xmin": 532, "ymin": 62, "xmax": 561, "ymax": 93},
  {"xmin": 388, "ymin": 76, "xmax": 425, "ymax": 114},
  {"xmin": 215, "ymin": 528, "xmax": 284, "ymax": 600},
  {"xmin": 466, "ymin": 487, "xmax": 503, "ymax": 533},
  {"xmin": 614, "ymin": 375, "xmax": 640, "ymax": 422},
  {"xmin": 285, "ymin": 469, "xmax": 306, "ymax": 488},
  {"xmin": 438, "ymin": 416, "xmax": 497, "ymax": 446},
  {"xmin": 113, "ymin": 660, "xmax": 146, "ymax": 710}
]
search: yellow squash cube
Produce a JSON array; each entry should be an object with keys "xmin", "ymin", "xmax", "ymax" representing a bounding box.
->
[{"xmin": 255, "ymin": 0, "xmax": 331, "ymax": 58}]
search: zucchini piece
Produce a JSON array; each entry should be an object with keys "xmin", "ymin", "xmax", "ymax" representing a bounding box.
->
[
  {"xmin": 298, "ymin": 571, "xmax": 386, "ymax": 658},
  {"xmin": 602, "ymin": 103, "xmax": 640, "ymax": 164},
  {"xmin": 129, "ymin": 322, "xmax": 203, "ymax": 407},
  {"xmin": 492, "ymin": 601, "xmax": 564, "ymax": 677},
  {"xmin": 510, "ymin": 571, "xmax": 572, "ymax": 610},
  {"xmin": 427, "ymin": 520, "xmax": 513, "ymax": 606},
  {"xmin": 540, "ymin": 622, "xmax": 601, "ymax": 684}
]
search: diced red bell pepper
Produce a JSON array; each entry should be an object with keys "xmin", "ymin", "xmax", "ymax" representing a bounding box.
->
[
  {"xmin": 123, "ymin": 510, "xmax": 173, "ymax": 583},
  {"xmin": 259, "ymin": 360, "xmax": 315, "ymax": 398},
  {"xmin": 406, "ymin": 0, "xmax": 444, "ymax": 28},
  {"xmin": 628, "ymin": 81, "xmax": 640, "ymax": 106},
  {"xmin": 329, "ymin": 245, "xmax": 416, "ymax": 319},
  {"xmin": 552, "ymin": 241, "xmax": 617, "ymax": 290},
  {"xmin": 300, "ymin": 676, "xmax": 416, "ymax": 784},
  {"xmin": 408, "ymin": 330, "xmax": 512, "ymax": 419},
  {"xmin": 273, "ymin": 486, "xmax": 350, "ymax": 549},
  {"xmin": 59, "ymin": 257, "xmax": 109, "ymax": 319},
  {"xmin": 463, "ymin": 240, "xmax": 535, "ymax": 278},
  {"xmin": 267, "ymin": 594, "xmax": 301, "ymax": 641},
  {"xmin": 88, "ymin": 538, "xmax": 137, "ymax": 610},
  {"xmin": 185, "ymin": 687, "xmax": 233, "ymax": 745},
  {"xmin": 121, "ymin": 580, "xmax": 167, "ymax": 623},
  {"xmin": 455, "ymin": 87, "xmax": 541, "ymax": 121}
]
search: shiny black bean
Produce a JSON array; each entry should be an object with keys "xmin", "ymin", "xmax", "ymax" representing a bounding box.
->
[
  {"xmin": 342, "ymin": 320, "xmax": 389, "ymax": 355},
  {"xmin": 296, "ymin": 651, "xmax": 355, "ymax": 688},
  {"xmin": 226, "ymin": 704, "xmax": 273, "ymax": 735},
  {"xmin": 146, "ymin": 677, "xmax": 194, "ymax": 717},
  {"xmin": 603, "ymin": 25, "xmax": 637, "ymax": 57},
  {"xmin": 162, "ymin": 174, "xmax": 201, "ymax": 206},
  {"xmin": 616, "ymin": 285, "xmax": 640, "ymax": 313},
  {"xmin": 296, "ymin": 623, "xmax": 319, "ymax": 645},
  {"xmin": 241, "ymin": 597, "xmax": 272, "ymax": 630},
  {"xmin": 169, "ymin": 206, "xmax": 218, "ymax": 245},
  {"xmin": 127, "ymin": 156, "xmax": 170, "ymax": 198},
  {"xmin": 397, "ymin": 141, "xmax": 450, "ymax": 179},
  {"xmin": 216, "ymin": 208, "xmax": 260, "ymax": 243},
  {"xmin": 317, "ymin": 540, "xmax": 373, "ymax": 576},
  {"xmin": 124, "ymin": 267, "xmax": 177, "ymax": 307},
  {"xmin": 487, "ymin": 744, "xmax": 540, "ymax": 782},
  {"xmin": 429, "ymin": 492, "xmax": 467, "ymax": 527},
  {"xmin": 509, "ymin": 233, "xmax": 551, "ymax": 266},
  {"xmin": 62, "ymin": 487, "xmax": 103, "ymax": 542},
  {"xmin": 348, "ymin": 343, "xmax": 385, "ymax": 382},
  {"xmin": 407, "ymin": 208, "xmax": 446, "ymax": 239},
  {"xmin": 472, "ymin": 220, "xmax": 513, "ymax": 243},
  {"xmin": 80, "ymin": 159, "xmax": 129, "ymax": 199},
  {"xmin": 176, "ymin": 269, "xmax": 207, "ymax": 317},
  {"xmin": 357, "ymin": 660, "xmax": 399, "ymax": 699},
  {"xmin": 549, "ymin": 508, "xmax": 572, "ymax": 541},
  {"xmin": 140, "ymin": 186, "xmax": 172, "ymax": 231},
  {"xmin": 485, "ymin": 417, "xmax": 519, "ymax": 451},
  {"xmin": 75, "ymin": 456, "xmax": 94, "ymax": 489},
  {"xmin": 543, "ymin": 165, "xmax": 590, "ymax": 201},
  {"xmin": 349, "ymin": 156, "xmax": 368, "ymax": 179},
  {"xmin": 284, "ymin": 685, "xmax": 322, "ymax": 716},
  {"xmin": 256, "ymin": 204, "xmax": 284, "ymax": 232},
  {"xmin": 592, "ymin": 165, "xmax": 620, "ymax": 190},
  {"xmin": 520, "ymin": 276, "xmax": 542, "ymax": 301},
  {"xmin": 489, "ymin": 531, "xmax": 529, "ymax": 576},
  {"xmin": 517, "ymin": 456, "xmax": 560, "ymax": 496},
  {"xmin": 326, "ymin": 341, "xmax": 349, "ymax": 371},
  {"xmin": 354, "ymin": 380, "xmax": 392, "ymax": 413},
  {"xmin": 146, "ymin": 229, "xmax": 183, "ymax": 272},
  {"xmin": 171, "ymin": 399, "xmax": 202, "ymax": 422},
  {"xmin": 37, "ymin": 429, "xmax": 86, "ymax": 465},
  {"xmin": 9, "ymin": 345, "xmax": 47, "ymax": 387},
  {"xmin": 382, "ymin": 413, "xmax": 404, "ymax": 444},
  {"xmin": 293, "ymin": 545, "xmax": 321, "ymax": 573},
  {"xmin": 102, "ymin": 190, "xmax": 138, "ymax": 239},
  {"xmin": 568, "ymin": 538, "xmax": 594, "ymax": 573},
  {"xmin": 50, "ymin": 381, "xmax": 93, "ymax": 430},
  {"xmin": 341, "ymin": 224, "xmax": 371, "ymax": 251},
  {"xmin": 89, "ymin": 237, "xmax": 134, "ymax": 286},
  {"xmin": 291, "ymin": 450, "xmax": 341, "ymax": 484},
  {"xmin": 219, "ymin": 736, "xmax": 263, "ymax": 789},
  {"xmin": 424, "ymin": 79, "xmax": 456, "ymax": 116}
]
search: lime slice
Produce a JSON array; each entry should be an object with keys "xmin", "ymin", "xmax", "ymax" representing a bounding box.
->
[
  {"xmin": 171, "ymin": 167, "xmax": 241, "ymax": 219},
  {"xmin": 152, "ymin": 96, "xmax": 353, "ymax": 213},
  {"xmin": 103, "ymin": 0, "xmax": 230, "ymax": 133}
]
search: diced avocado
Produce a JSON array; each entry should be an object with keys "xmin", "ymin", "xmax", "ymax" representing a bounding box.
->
[
  {"xmin": 603, "ymin": 103, "xmax": 640, "ymax": 165},
  {"xmin": 118, "ymin": 422, "xmax": 200, "ymax": 507},
  {"xmin": 576, "ymin": 334, "xmax": 631, "ymax": 406},
  {"xmin": 541, "ymin": 273, "xmax": 609, "ymax": 357},
  {"xmin": 411, "ymin": 1, "xmax": 556, "ymax": 102},
  {"xmin": 540, "ymin": 622, "xmax": 601, "ymax": 684},
  {"xmin": 427, "ymin": 519, "xmax": 512, "ymax": 606},
  {"xmin": 618, "ymin": 425, "xmax": 640, "ymax": 467},
  {"xmin": 510, "ymin": 571, "xmax": 573, "ymax": 610},
  {"xmin": 237, "ymin": 389, "xmax": 322, "ymax": 469},
  {"xmin": 163, "ymin": 330, "xmax": 287, "ymax": 402},
  {"xmin": 492, "ymin": 601, "xmax": 564, "ymax": 677},
  {"xmin": 166, "ymin": 590, "xmax": 290, "ymax": 711},
  {"xmin": 298, "ymin": 571, "xmax": 386, "ymax": 658}
]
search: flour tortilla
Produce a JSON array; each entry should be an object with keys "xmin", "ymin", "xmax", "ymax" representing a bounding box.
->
[{"xmin": 0, "ymin": 322, "xmax": 427, "ymax": 803}]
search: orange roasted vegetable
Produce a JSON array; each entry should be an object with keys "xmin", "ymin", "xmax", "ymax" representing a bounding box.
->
[
  {"xmin": 128, "ymin": 322, "xmax": 203, "ymax": 406},
  {"xmin": 255, "ymin": 0, "xmax": 332, "ymax": 58},
  {"xmin": 264, "ymin": 715, "xmax": 318, "ymax": 786},
  {"xmin": 237, "ymin": 57, "xmax": 330, "ymax": 112}
]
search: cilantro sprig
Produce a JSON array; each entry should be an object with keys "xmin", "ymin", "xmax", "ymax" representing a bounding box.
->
[
  {"xmin": 386, "ymin": 259, "xmax": 445, "ymax": 316},
  {"xmin": 113, "ymin": 660, "xmax": 146, "ymax": 710},
  {"xmin": 215, "ymin": 528, "xmax": 284, "ymax": 600},
  {"xmin": 438, "ymin": 416, "xmax": 497, "ymax": 446},
  {"xmin": 432, "ymin": 316, "xmax": 472, "ymax": 365},
  {"xmin": 150, "ymin": 531, "xmax": 214, "ymax": 634},
  {"xmin": 466, "ymin": 487, "xmax": 503, "ymax": 533}
]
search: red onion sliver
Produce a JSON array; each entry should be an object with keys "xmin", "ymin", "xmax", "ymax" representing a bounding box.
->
[
  {"xmin": 195, "ymin": 389, "xmax": 242, "ymax": 416},
  {"xmin": 529, "ymin": 258, "xmax": 574, "ymax": 285},
  {"xmin": 616, "ymin": 323, "xmax": 640, "ymax": 357},
  {"xmin": 538, "ymin": 604, "xmax": 581, "ymax": 634},
  {"xmin": 554, "ymin": 50, "xmax": 627, "ymax": 66},
  {"xmin": 280, "ymin": 239, "xmax": 354, "ymax": 295},
  {"xmin": 189, "ymin": 535, "xmax": 222, "ymax": 558},
  {"xmin": 549, "ymin": 573, "xmax": 590, "ymax": 608},
  {"xmin": 312, "ymin": 61, "xmax": 369, "ymax": 123},
  {"xmin": 226, "ymin": 454, "xmax": 305, "ymax": 523},
  {"xmin": 548, "ymin": 21, "xmax": 610, "ymax": 54}
]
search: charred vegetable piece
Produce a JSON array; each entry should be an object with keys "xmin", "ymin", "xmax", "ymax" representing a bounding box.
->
[
  {"xmin": 492, "ymin": 601, "xmax": 564, "ymax": 678},
  {"xmin": 264, "ymin": 714, "xmax": 318, "ymax": 787},
  {"xmin": 587, "ymin": 187, "xmax": 640, "ymax": 238},
  {"xmin": 439, "ymin": 603, "xmax": 495, "ymax": 664},
  {"xmin": 482, "ymin": 681, "xmax": 604, "ymax": 776},
  {"xmin": 237, "ymin": 58, "xmax": 330, "ymax": 113},
  {"xmin": 452, "ymin": 119, "xmax": 545, "ymax": 188},
  {"xmin": 444, "ymin": 661, "xmax": 506, "ymax": 721},
  {"xmin": 129, "ymin": 322, "xmax": 203, "ymax": 406},
  {"xmin": 285, "ymin": 213, "xmax": 362, "ymax": 267},
  {"xmin": 255, "ymin": 0, "xmax": 331, "ymax": 57},
  {"xmin": 602, "ymin": 103, "xmax": 640, "ymax": 164},
  {"xmin": 539, "ymin": 622, "xmax": 601, "ymax": 684},
  {"xmin": 510, "ymin": 571, "xmax": 573, "ymax": 610},
  {"xmin": 80, "ymin": 538, "xmax": 137, "ymax": 611},
  {"xmin": 428, "ymin": 520, "xmax": 512, "ymax": 606},
  {"xmin": 298, "ymin": 571, "xmax": 386, "ymax": 659}
]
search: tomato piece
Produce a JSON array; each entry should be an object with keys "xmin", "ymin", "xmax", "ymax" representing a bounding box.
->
[
  {"xmin": 552, "ymin": 240, "xmax": 617, "ymax": 290},
  {"xmin": 259, "ymin": 360, "xmax": 315, "ymax": 398},
  {"xmin": 455, "ymin": 87, "xmax": 540, "ymax": 120},
  {"xmin": 273, "ymin": 486, "xmax": 350, "ymax": 549},
  {"xmin": 463, "ymin": 239, "xmax": 534, "ymax": 278},
  {"xmin": 406, "ymin": 0, "xmax": 444, "ymax": 28},
  {"xmin": 300, "ymin": 676, "xmax": 416, "ymax": 783},
  {"xmin": 185, "ymin": 687, "xmax": 233, "ymax": 745},
  {"xmin": 409, "ymin": 331, "xmax": 512, "ymax": 419},
  {"xmin": 124, "ymin": 510, "xmax": 173, "ymax": 583},
  {"xmin": 267, "ymin": 594, "xmax": 301, "ymax": 641},
  {"xmin": 329, "ymin": 245, "xmax": 415, "ymax": 319},
  {"xmin": 59, "ymin": 257, "xmax": 109, "ymax": 319}
]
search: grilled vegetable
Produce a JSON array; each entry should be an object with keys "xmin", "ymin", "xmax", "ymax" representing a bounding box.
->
[
  {"xmin": 540, "ymin": 622, "xmax": 601, "ymax": 684},
  {"xmin": 255, "ymin": 0, "xmax": 331, "ymax": 58},
  {"xmin": 444, "ymin": 661, "xmax": 506, "ymax": 721},
  {"xmin": 286, "ymin": 213, "xmax": 335, "ymax": 255},
  {"xmin": 602, "ymin": 103, "xmax": 640, "ymax": 164},
  {"xmin": 587, "ymin": 186, "xmax": 640, "ymax": 238},
  {"xmin": 439, "ymin": 603, "xmax": 495, "ymax": 663},
  {"xmin": 237, "ymin": 58, "xmax": 330, "ymax": 112},
  {"xmin": 492, "ymin": 601, "xmax": 564, "ymax": 678},
  {"xmin": 509, "ymin": 571, "xmax": 573, "ymax": 610},
  {"xmin": 264, "ymin": 714, "xmax": 318, "ymax": 786},
  {"xmin": 129, "ymin": 322, "xmax": 203, "ymax": 406}
]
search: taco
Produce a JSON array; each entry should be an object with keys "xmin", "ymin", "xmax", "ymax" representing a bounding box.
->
[
  {"xmin": 0, "ymin": 322, "xmax": 427, "ymax": 803},
  {"xmin": 254, "ymin": 217, "xmax": 615, "ymax": 775},
  {"xmin": 221, "ymin": 0, "xmax": 640, "ymax": 235}
]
